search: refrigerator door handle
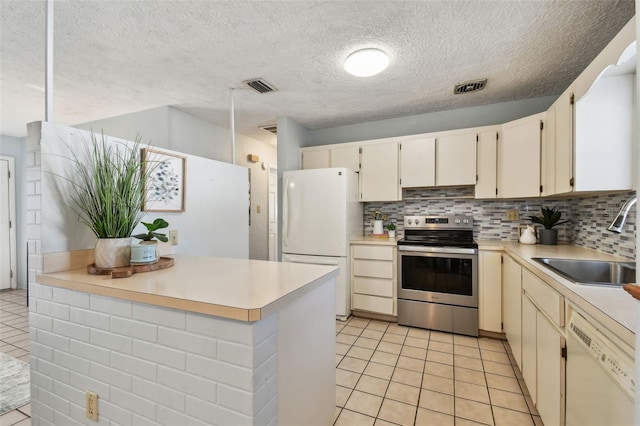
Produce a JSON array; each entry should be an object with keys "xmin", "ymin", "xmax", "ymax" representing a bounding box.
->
[{"xmin": 283, "ymin": 176, "xmax": 289, "ymax": 248}]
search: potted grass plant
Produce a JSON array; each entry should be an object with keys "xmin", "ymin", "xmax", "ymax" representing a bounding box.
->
[
  {"xmin": 528, "ymin": 206, "xmax": 569, "ymax": 245},
  {"xmin": 66, "ymin": 132, "xmax": 151, "ymax": 268}
]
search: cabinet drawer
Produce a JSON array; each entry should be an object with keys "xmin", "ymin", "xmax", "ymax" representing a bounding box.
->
[
  {"xmin": 353, "ymin": 259, "xmax": 394, "ymax": 279},
  {"xmin": 353, "ymin": 245, "xmax": 394, "ymax": 261},
  {"xmin": 353, "ymin": 277, "xmax": 394, "ymax": 297},
  {"xmin": 353, "ymin": 294, "xmax": 394, "ymax": 315},
  {"xmin": 522, "ymin": 269, "xmax": 564, "ymax": 327}
]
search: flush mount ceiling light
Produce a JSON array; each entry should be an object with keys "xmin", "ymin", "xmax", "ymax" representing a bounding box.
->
[{"xmin": 344, "ymin": 48, "xmax": 389, "ymax": 77}]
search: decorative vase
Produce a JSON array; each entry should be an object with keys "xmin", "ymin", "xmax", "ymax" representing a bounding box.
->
[
  {"xmin": 519, "ymin": 226, "xmax": 537, "ymax": 245},
  {"xmin": 373, "ymin": 220, "xmax": 384, "ymax": 235},
  {"xmin": 538, "ymin": 229, "xmax": 558, "ymax": 245},
  {"xmin": 94, "ymin": 238, "xmax": 131, "ymax": 268},
  {"xmin": 130, "ymin": 241, "xmax": 158, "ymax": 264},
  {"xmin": 388, "ymin": 230, "xmax": 396, "ymax": 238}
]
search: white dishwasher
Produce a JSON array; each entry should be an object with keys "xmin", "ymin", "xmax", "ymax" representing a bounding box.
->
[{"xmin": 566, "ymin": 311, "xmax": 635, "ymax": 426}]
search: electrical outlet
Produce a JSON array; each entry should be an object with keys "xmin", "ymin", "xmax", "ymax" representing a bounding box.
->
[
  {"xmin": 506, "ymin": 209, "xmax": 520, "ymax": 221},
  {"xmin": 169, "ymin": 229, "xmax": 178, "ymax": 245},
  {"xmin": 86, "ymin": 391, "xmax": 98, "ymax": 421},
  {"xmin": 256, "ymin": 205, "xmax": 261, "ymax": 213}
]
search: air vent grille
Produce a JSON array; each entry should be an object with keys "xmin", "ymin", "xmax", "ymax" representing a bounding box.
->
[
  {"xmin": 454, "ymin": 79, "xmax": 487, "ymax": 94},
  {"xmin": 260, "ymin": 125, "xmax": 277, "ymax": 135},
  {"xmin": 245, "ymin": 78, "xmax": 277, "ymax": 94}
]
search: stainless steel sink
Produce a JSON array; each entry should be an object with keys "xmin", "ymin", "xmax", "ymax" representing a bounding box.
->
[{"xmin": 532, "ymin": 258, "xmax": 635, "ymax": 286}]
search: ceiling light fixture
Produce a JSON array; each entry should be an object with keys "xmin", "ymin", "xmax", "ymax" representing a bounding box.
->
[{"xmin": 344, "ymin": 48, "xmax": 389, "ymax": 77}]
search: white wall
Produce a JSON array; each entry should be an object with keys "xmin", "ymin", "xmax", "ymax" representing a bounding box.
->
[
  {"xmin": 305, "ymin": 96, "xmax": 557, "ymax": 146},
  {"xmin": 0, "ymin": 135, "xmax": 27, "ymax": 288},
  {"xmin": 75, "ymin": 107, "xmax": 170, "ymax": 148},
  {"xmin": 39, "ymin": 122, "xmax": 249, "ymax": 259},
  {"xmin": 75, "ymin": 107, "xmax": 276, "ymax": 260}
]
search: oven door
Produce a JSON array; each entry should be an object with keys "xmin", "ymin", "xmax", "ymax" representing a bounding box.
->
[{"xmin": 398, "ymin": 246, "xmax": 478, "ymax": 308}]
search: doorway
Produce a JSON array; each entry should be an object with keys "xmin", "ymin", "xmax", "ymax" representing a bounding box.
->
[{"xmin": 0, "ymin": 156, "xmax": 17, "ymax": 290}]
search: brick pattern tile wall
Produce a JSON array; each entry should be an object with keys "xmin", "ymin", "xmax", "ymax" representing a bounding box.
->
[
  {"xmin": 364, "ymin": 187, "xmax": 635, "ymax": 259},
  {"xmin": 27, "ymin": 122, "xmax": 43, "ymax": 286},
  {"xmin": 29, "ymin": 284, "xmax": 278, "ymax": 426}
]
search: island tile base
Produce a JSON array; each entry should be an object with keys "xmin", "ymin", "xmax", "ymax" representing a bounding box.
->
[{"xmin": 29, "ymin": 278, "xmax": 336, "ymax": 426}]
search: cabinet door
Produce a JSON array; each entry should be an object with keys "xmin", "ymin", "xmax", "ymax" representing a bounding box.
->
[
  {"xmin": 502, "ymin": 255, "xmax": 522, "ymax": 369},
  {"xmin": 360, "ymin": 142, "xmax": 400, "ymax": 201},
  {"xmin": 301, "ymin": 149, "xmax": 330, "ymax": 169},
  {"xmin": 330, "ymin": 146, "xmax": 360, "ymax": 172},
  {"xmin": 541, "ymin": 103, "xmax": 556, "ymax": 196},
  {"xmin": 499, "ymin": 113, "xmax": 543, "ymax": 198},
  {"xmin": 436, "ymin": 133, "xmax": 477, "ymax": 186},
  {"xmin": 399, "ymin": 138, "xmax": 435, "ymax": 188},
  {"xmin": 536, "ymin": 312, "xmax": 565, "ymax": 426},
  {"xmin": 478, "ymin": 251, "xmax": 502, "ymax": 333},
  {"xmin": 521, "ymin": 295, "xmax": 537, "ymax": 405},
  {"xmin": 475, "ymin": 130, "xmax": 498, "ymax": 199},
  {"xmin": 554, "ymin": 91, "xmax": 574, "ymax": 194}
]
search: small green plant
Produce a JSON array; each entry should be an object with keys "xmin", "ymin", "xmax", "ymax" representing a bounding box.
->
[
  {"xmin": 528, "ymin": 206, "xmax": 568, "ymax": 229},
  {"xmin": 133, "ymin": 218, "xmax": 169, "ymax": 242},
  {"xmin": 386, "ymin": 223, "xmax": 396, "ymax": 231}
]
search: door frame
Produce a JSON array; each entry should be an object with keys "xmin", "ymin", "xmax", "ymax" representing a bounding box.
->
[
  {"xmin": 0, "ymin": 155, "xmax": 17, "ymax": 289},
  {"xmin": 267, "ymin": 164, "xmax": 278, "ymax": 262}
]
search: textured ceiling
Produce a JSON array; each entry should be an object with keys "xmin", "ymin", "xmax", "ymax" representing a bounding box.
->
[{"xmin": 0, "ymin": 0, "xmax": 635, "ymax": 145}]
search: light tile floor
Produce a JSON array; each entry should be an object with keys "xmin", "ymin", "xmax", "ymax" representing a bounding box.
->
[
  {"xmin": 334, "ymin": 317, "xmax": 542, "ymax": 426},
  {"xmin": 0, "ymin": 289, "xmax": 31, "ymax": 426}
]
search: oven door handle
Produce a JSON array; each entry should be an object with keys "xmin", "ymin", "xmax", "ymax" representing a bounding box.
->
[{"xmin": 398, "ymin": 246, "xmax": 477, "ymax": 255}]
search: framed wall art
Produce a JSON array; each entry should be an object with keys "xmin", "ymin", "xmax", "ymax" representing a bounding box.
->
[{"xmin": 142, "ymin": 148, "xmax": 186, "ymax": 212}]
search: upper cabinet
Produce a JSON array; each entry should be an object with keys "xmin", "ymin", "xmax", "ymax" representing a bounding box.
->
[
  {"xmin": 400, "ymin": 131, "xmax": 477, "ymax": 189},
  {"xmin": 545, "ymin": 17, "xmax": 636, "ymax": 195},
  {"xmin": 436, "ymin": 133, "xmax": 477, "ymax": 186},
  {"xmin": 475, "ymin": 129, "xmax": 499, "ymax": 199},
  {"xmin": 301, "ymin": 149, "xmax": 330, "ymax": 170},
  {"xmin": 330, "ymin": 146, "xmax": 360, "ymax": 173},
  {"xmin": 360, "ymin": 142, "xmax": 401, "ymax": 202},
  {"xmin": 498, "ymin": 113, "xmax": 544, "ymax": 199},
  {"xmin": 399, "ymin": 137, "xmax": 436, "ymax": 188}
]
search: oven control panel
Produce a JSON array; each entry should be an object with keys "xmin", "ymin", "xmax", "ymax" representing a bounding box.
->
[{"xmin": 404, "ymin": 215, "xmax": 473, "ymax": 229}]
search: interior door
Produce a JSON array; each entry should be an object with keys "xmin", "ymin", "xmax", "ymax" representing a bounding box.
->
[
  {"xmin": 268, "ymin": 165, "xmax": 278, "ymax": 262},
  {"xmin": 0, "ymin": 156, "xmax": 16, "ymax": 290}
]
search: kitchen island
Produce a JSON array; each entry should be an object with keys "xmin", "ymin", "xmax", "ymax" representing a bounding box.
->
[{"xmin": 32, "ymin": 254, "xmax": 338, "ymax": 426}]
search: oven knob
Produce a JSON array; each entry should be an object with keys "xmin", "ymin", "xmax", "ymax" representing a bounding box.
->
[
  {"xmin": 455, "ymin": 219, "xmax": 461, "ymax": 224},
  {"xmin": 463, "ymin": 219, "xmax": 469, "ymax": 224},
  {"xmin": 408, "ymin": 219, "xmax": 413, "ymax": 225}
]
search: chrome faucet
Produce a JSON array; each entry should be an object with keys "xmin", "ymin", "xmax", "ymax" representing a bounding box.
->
[{"xmin": 607, "ymin": 196, "xmax": 636, "ymax": 233}]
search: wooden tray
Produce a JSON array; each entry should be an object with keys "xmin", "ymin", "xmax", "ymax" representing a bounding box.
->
[{"xmin": 87, "ymin": 257, "xmax": 174, "ymax": 279}]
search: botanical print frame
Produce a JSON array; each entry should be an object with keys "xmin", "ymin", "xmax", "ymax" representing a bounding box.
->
[{"xmin": 142, "ymin": 148, "xmax": 186, "ymax": 212}]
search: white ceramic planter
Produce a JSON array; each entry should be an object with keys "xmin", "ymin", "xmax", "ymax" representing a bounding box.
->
[
  {"xmin": 94, "ymin": 238, "xmax": 131, "ymax": 268},
  {"xmin": 388, "ymin": 230, "xmax": 396, "ymax": 238},
  {"xmin": 373, "ymin": 220, "xmax": 384, "ymax": 235}
]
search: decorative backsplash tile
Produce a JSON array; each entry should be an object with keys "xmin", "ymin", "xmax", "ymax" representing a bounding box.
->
[{"xmin": 364, "ymin": 187, "xmax": 636, "ymax": 260}]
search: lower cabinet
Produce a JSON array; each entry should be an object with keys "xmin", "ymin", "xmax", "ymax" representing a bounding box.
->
[
  {"xmin": 521, "ymin": 268, "xmax": 566, "ymax": 426},
  {"xmin": 502, "ymin": 254, "xmax": 523, "ymax": 369},
  {"xmin": 351, "ymin": 243, "xmax": 397, "ymax": 316},
  {"xmin": 478, "ymin": 250, "xmax": 502, "ymax": 333}
]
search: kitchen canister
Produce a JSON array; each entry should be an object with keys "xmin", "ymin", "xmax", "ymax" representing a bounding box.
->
[{"xmin": 519, "ymin": 225, "xmax": 537, "ymax": 245}]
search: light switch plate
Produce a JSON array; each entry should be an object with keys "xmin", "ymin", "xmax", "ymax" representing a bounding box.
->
[{"xmin": 506, "ymin": 209, "xmax": 520, "ymax": 221}]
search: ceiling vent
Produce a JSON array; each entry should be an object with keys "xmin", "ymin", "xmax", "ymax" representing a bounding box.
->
[
  {"xmin": 454, "ymin": 79, "xmax": 487, "ymax": 94},
  {"xmin": 259, "ymin": 124, "xmax": 278, "ymax": 135},
  {"xmin": 245, "ymin": 78, "xmax": 278, "ymax": 94}
]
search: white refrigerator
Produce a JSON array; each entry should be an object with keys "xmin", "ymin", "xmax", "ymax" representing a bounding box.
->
[{"xmin": 282, "ymin": 168, "xmax": 363, "ymax": 320}]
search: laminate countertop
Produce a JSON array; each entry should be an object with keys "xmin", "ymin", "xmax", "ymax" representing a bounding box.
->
[
  {"xmin": 478, "ymin": 240, "xmax": 636, "ymax": 347},
  {"xmin": 36, "ymin": 255, "xmax": 339, "ymax": 322}
]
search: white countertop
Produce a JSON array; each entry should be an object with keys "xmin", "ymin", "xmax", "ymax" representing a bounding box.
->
[
  {"xmin": 37, "ymin": 255, "xmax": 338, "ymax": 322},
  {"xmin": 478, "ymin": 240, "xmax": 636, "ymax": 347},
  {"xmin": 351, "ymin": 236, "xmax": 401, "ymax": 245}
]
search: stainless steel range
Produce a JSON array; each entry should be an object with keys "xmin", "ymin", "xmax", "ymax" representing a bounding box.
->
[{"xmin": 397, "ymin": 215, "xmax": 478, "ymax": 337}]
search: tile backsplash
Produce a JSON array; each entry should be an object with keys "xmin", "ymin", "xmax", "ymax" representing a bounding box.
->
[{"xmin": 364, "ymin": 187, "xmax": 636, "ymax": 260}]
